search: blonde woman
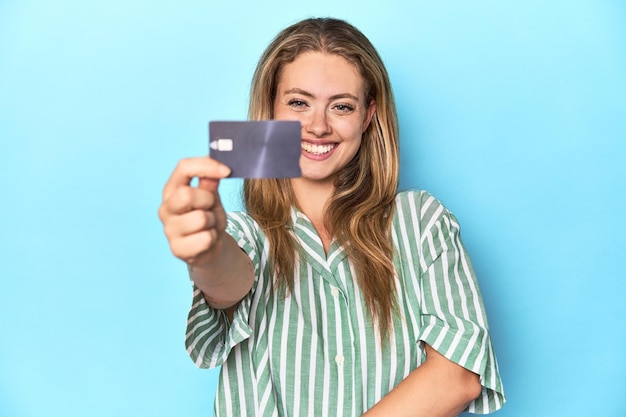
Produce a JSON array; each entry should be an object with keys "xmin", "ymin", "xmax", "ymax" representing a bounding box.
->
[{"xmin": 159, "ymin": 17, "xmax": 505, "ymax": 417}]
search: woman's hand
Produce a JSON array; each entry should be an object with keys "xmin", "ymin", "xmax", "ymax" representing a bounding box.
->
[{"xmin": 158, "ymin": 157, "xmax": 232, "ymax": 268}]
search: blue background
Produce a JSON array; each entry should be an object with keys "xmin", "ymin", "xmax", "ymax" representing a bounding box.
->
[{"xmin": 1, "ymin": 1, "xmax": 625, "ymax": 416}]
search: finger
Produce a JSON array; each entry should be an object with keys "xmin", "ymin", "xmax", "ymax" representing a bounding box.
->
[
  {"xmin": 163, "ymin": 157, "xmax": 231, "ymax": 201},
  {"xmin": 198, "ymin": 177, "xmax": 220, "ymax": 192},
  {"xmin": 169, "ymin": 229, "xmax": 218, "ymax": 262},
  {"xmin": 164, "ymin": 209, "xmax": 217, "ymax": 238},
  {"xmin": 163, "ymin": 186, "xmax": 219, "ymax": 216}
]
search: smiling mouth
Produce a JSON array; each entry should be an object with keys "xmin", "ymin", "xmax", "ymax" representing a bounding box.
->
[{"xmin": 301, "ymin": 142, "xmax": 337, "ymax": 155}]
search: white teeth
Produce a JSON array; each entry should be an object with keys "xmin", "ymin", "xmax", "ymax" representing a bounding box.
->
[{"xmin": 301, "ymin": 142, "xmax": 336, "ymax": 155}]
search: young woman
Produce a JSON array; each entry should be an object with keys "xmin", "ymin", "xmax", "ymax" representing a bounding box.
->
[{"xmin": 159, "ymin": 17, "xmax": 505, "ymax": 417}]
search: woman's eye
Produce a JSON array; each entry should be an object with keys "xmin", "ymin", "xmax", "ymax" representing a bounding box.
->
[
  {"xmin": 334, "ymin": 104, "xmax": 355, "ymax": 113},
  {"xmin": 288, "ymin": 99, "xmax": 308, "ymax": 108}
]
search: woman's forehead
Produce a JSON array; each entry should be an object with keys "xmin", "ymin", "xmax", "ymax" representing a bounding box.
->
[{"xmin": 276, "ymin": 52, "xmax": 366, "ymax": 99}]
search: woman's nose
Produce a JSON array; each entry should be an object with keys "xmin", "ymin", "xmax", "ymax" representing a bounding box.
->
[{"xmin": 305, "ymin": 108, "xmax": 331, "ymax": 137}]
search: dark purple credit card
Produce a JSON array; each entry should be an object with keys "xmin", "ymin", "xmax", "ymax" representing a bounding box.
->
[{"xmin": 209, "ymin": 120, "xmax": 302, "ymax": 178}]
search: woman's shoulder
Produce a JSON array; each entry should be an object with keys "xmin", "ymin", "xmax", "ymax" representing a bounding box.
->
[
  {"xmin": 226, "ymin": 211, "xmax": 262, "ymax": 236},
  {"xmin": 394, "ymin": 189, "xmax": 445, "ymax": 211},
  {"xmin": 395, "ymin": 189, "xmax": 429, "ymax": 203},
  {"xmin": 393, "ymin": 189, "xmax": 453, "ymax": 226},
  {"xmin": 227, "ymin": 210, "xmax": 255, "ymax": 223}
]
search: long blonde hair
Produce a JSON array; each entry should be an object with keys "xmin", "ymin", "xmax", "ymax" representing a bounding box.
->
[{"xmin": 245, "ymin": 18, "xmax": 400, "ymax": 336}]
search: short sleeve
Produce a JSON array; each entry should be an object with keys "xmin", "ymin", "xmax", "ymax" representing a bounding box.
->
[
  {"xmin": 184, "ymin": 212, "xmax": 262, "ymax": 369},
  {"xmin": 414, "ymin": 192, "xmax": 506, "ymax": 413}
]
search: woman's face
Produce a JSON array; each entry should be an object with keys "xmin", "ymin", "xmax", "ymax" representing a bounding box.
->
[{"xmin": 273, "ymin": 52, "xmax": 376, "ymax": 186}]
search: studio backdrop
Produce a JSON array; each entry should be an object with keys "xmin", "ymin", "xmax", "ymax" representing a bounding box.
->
[{"xmin": 1, "ymin": 1, "xmax": 625, "ymax": 416}]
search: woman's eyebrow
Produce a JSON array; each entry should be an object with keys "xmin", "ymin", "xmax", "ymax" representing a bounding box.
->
[{"xmin": 284, "ymin": 88, "xmax": 359, "ymax": 101}]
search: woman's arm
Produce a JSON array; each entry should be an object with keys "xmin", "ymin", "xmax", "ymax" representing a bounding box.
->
[
  {"xmin": 158, "ymin": 157, "xmax": 254, "ymax": 316},
  {"xmin": 187, "ymin": 233, "xmax": 254, "ymax": 317},
  {"xmin": 362, "ymin": 344, "xmax": 482, "ymax": 417}
]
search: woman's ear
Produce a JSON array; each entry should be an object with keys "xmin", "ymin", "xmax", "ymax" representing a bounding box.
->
[{"xmin": 362, "ymin": 100, "xmax": 377, "ymax": 132}]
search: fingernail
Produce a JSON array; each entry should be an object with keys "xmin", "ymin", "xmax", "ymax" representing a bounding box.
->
[{"xmin": 219, "ymin": 165, "xmax": 232, "ymax": 177}]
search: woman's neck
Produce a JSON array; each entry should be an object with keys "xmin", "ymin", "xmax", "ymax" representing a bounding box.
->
[
  {"xmin": 291, "ymin": 177, "xmax": 334, "ymax": 218},
  {"xmin": 291, "ymin": 177, "xmax": 335, "ymax": 253}
]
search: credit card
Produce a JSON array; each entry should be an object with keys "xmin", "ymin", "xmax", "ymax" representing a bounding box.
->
[{"xmin": 209, "ymin": 120, "xmax": 302, "ymax": 178}]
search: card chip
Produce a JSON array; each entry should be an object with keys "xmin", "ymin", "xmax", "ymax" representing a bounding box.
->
[{"xmin": 210, "ymin": 138, "xmax": 233, "ymax": 151}]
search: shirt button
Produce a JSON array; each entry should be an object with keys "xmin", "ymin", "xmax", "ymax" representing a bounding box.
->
[
  {"xmin": 335, "ymin": 354, "xmax": 345, "ymax": 365},
  {"xmin": 331, "ymin": 287, "xmax": 339, "ymax": 298}
]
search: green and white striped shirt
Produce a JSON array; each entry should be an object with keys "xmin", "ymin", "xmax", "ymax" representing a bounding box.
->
[{"xmin": 186, "ymin": 190, "xmax": 505, "ymax": 416}]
